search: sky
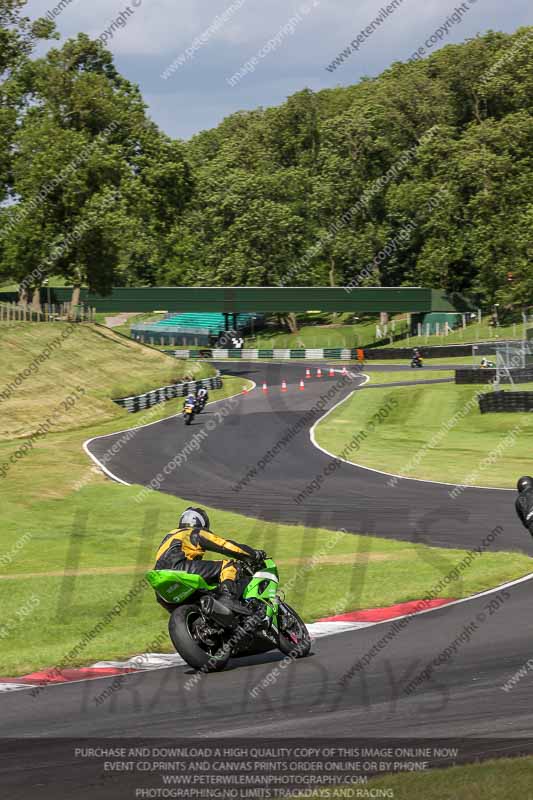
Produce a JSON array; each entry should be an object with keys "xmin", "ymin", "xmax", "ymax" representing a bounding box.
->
[{"xmin": 25, "ymin": 0, "xmax": 531, "ymax": 140}]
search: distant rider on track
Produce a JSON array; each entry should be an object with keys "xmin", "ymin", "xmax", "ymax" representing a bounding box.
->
[
  {"xmin": 196, "ymin": 386, "xmax": 209, "ymax": 403},
  {"xmin": 195, "ymin": 386, "xmax": 209, "ymax": 411},
  {"xmin": 516, "ymin": 477, "xmax": 533, "ymax": 537}
]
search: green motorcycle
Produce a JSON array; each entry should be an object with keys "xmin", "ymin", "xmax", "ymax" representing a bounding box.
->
[{"xmin": 145, "ymin": 557, "xmax": 311, "ymax": 671}]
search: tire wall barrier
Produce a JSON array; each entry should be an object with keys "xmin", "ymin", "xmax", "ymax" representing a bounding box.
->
[
  {"xmin": 479, "ymin": 391, "xmax": 533, "ymax": 414},
  {"xmin": 456, "ymin": 368, "xmax": 533, "ymax": 385},
  {"xmin": 113, "ymin": 376, "xmax": 222, "ymax": 413}
]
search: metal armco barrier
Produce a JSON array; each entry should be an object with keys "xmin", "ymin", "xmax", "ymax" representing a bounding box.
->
[
  {"xmin": 164, "ymin": 348, "xmax": 356, "ymax": 360},
  {"xmin": 162, "ymin": 341, "xmax": 520, "ymax": 361},
  {"xmin": 113, "ymin": 375, "xmax": 222, "ymax": 413},
  {"xmin": 479, "ymin": 390, "xmax": 533, "ymax": 414},
  {"xmin": 457, "ymin": 368, "xmax": 533, "ymax": 385}
]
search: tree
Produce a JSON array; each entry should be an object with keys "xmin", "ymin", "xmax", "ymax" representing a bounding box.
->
[{"xmin": 3, "ymin": 33, "xmax": 193, "ymax": 303}]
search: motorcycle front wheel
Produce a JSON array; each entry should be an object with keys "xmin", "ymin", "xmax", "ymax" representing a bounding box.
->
[{"xmin": 277, "ymin": 602, "xmax": 311, "ymax": 659}]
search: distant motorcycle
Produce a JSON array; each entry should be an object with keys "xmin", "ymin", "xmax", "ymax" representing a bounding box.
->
[
  {"xmin": 183, "ymin": 405, "xmax": 195, "ymax": 425},
  {"xmin": 411, "ymin": 356, "xmax": 423, "ymax": 368},
  {"xmin": 195, "ymin": 395, "xmax": 207, "ymax": 414}
]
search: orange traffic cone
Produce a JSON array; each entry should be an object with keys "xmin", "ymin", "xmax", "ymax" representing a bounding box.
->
[
  {"xmin": 317, "ymin": 368, "xmax": 322, "ymax": 378},
  {"xmin": 306, "ymin": 368, "xmax": 311, "ymax": 379},
  {"xmin": 299, "ymin": 380, "xmax": 305, "ymax": 391},
  {"xmin": 262, "ymin": 383, "xmax": 268, "ymax": 394},
  {"xmin": 281, "ymin": 380, "xmax": 288, "ymax": 392},
  {"xmin": 242, "ymin": 386, "xmax": 248, "ymax": 394},
  {"xmin": 329, "ymin": 368, "xmax": 335, "ymax": 377}
]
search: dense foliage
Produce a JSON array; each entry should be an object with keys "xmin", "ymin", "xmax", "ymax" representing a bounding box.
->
[{"xmin": 0, "ymin": 1, "xmax": 531, "ymax": 307}]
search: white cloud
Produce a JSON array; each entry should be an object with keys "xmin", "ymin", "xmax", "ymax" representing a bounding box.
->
[{"xmin": 23, "ymin": 0, "xmax": 531, "ymax": 137}]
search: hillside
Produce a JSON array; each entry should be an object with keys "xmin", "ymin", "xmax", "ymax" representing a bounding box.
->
[{"xmin": 0, "ymin": 323, "xmax": 214, "ymax": 440}]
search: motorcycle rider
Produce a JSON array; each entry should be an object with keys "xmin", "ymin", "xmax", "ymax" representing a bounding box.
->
[
  {"xmin": 183, "ymin": 393, "xmax": 196, "ymax": 412},
  {"xmin": 195, "ymin": 386, "xmax": 209, "ymax": 410},
  {"xmin": 516, "ymin": 476, "xmax": 533, "ymax": 536},
  {"xmin": 412, "ymin": 348, "xmax": 422, "ymax": 366},
  {"xmin": 153, "ymin": 507, "xmax": 266, "ymax": 611},
  {"xmin": 196, "ymin": 386, "xmax": 209, "ymax": 402}
]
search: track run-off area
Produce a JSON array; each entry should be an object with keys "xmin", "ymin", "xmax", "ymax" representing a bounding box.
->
[{"xmin": 2, "ymin": 361, "xmax": 533, "ymax": 796}]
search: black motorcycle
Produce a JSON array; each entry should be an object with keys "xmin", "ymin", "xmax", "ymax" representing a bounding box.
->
[{"xmin": 411, "ymin": 355, "xmax": 423, "ymax": 368}]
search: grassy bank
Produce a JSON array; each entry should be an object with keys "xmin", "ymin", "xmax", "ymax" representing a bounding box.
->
[
  {"xmin": 315, "ymin": 381, "xmax": 533, "ymax": 487},
  {"xmin": 97, "ymin": 312, "xmax": 161, "ymax": 336},
  {"xmin": 0, "ymin": 322, "xmax": 214, "ymax": 439}
]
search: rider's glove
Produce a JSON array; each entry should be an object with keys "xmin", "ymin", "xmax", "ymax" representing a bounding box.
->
[{"xmin": 251, "ymin": 550, "xmax": 266, "ymax": 568}]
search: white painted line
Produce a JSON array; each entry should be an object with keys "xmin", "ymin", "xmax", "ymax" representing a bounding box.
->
[
  {"xmin": 0, "ymin": 683, "xmax": 32, "ymax": 693},
  {"xmin": 307, "ymin": 621, "xmax": 375, "ymax": 638},
  {"xmin": 309, "ymin": 373, "xmax": 514, "ymax": 492},
  {"xmin": 92, "ymin": 653, "xmax": 187, "ymax": 670}
]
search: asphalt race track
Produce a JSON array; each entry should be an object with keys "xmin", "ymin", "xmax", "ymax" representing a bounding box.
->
[
  {"xmin": 1, "ymin": 576, "xmax": 533, "ymax": 797},
  {"xmin": 1, "ymin": 362, "xmax": 533, "ymax": 796},
  {"xmin": 87, "ymin": 361, "xmax": 533, "ymax": 553}
]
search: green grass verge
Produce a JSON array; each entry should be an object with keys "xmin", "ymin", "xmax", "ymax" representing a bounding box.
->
[
  {"xmin": 319, "ymin": 756, "xmax": 533, "ymax": 799},
  {"xmin": 365, "ymin": 370, "xmax": 454, "ymax": 384},
  {"xmin": 0, "ymin": 322, "xmax": 214, "ymax": 439},
  {"xmin": 315, "ymin": 380, "xmax": 533, "ymax": 487}
]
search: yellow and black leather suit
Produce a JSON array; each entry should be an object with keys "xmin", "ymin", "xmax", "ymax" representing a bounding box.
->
[{"xmin": 154, "ymin": 526, "xmax": 257, "ymax": 585}]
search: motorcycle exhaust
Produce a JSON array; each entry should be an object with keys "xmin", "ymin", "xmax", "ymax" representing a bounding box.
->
[{"xmin": 200, "ymin": 596, "xmax": 237, "ymax": 628}]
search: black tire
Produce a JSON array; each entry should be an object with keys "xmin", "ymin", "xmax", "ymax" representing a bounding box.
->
[
  {"xmin": 168, "ymin": 605, "xmax": 230, "ymax": 671},
  {"xmin": 185, "ymin": 414, "xmax": 193, "ymax": 425},
  {"xmin": 277, "ymin": 603, "xmax": 311, "ymax": 659}
]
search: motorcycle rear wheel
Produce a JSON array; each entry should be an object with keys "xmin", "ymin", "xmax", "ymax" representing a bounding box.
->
[{"xmin": 169, "ymin": 605, "xmax": 230, "ymax": 671}]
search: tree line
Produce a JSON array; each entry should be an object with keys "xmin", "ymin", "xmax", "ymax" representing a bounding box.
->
[{"xmin": 0, "ymin": 1, "xmax": 531, "ymax": 309}]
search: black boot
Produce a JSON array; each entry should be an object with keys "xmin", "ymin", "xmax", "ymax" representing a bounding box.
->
[{"xmin": 218, "ymin": 580, "xmax": 249, "ymax": 613}]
